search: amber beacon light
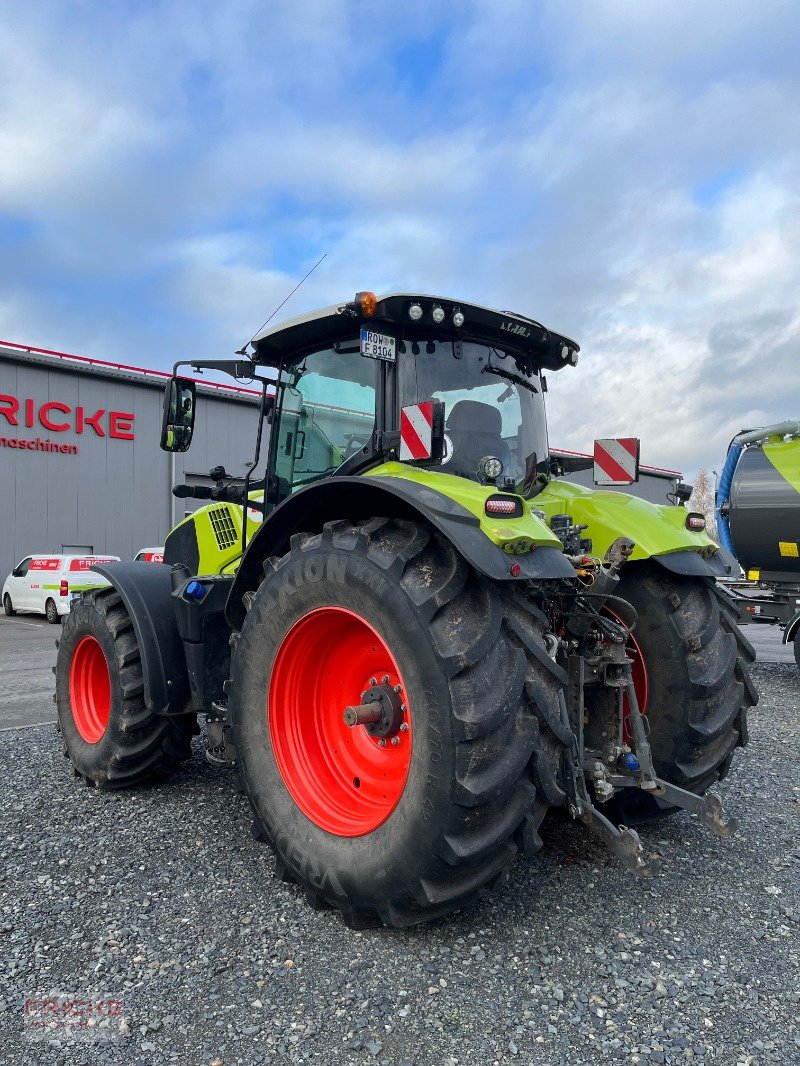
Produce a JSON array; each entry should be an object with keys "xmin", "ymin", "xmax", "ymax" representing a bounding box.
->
[{"xmin": 355, "ymin": 291, "xmax": 378, "ymax": 317}]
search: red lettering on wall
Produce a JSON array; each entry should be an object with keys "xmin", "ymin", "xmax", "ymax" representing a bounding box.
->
[
  {"xmin": 39, "ymin": 401, "xmax": 71, "ymax": 432},
  {"xmin": 109, "ymin": 412, "xmax": 135, "ymax": 440},
  {"xmin": 0, "ymin": 394, "xmax": 135, "ymax": 441},
  {"xmin": 76, "ymin": 407, "xmax": 106, "ymax": 437},
  {"xmin": 0, "ymin": 394, "xmax": 20, "ymax": 426}
]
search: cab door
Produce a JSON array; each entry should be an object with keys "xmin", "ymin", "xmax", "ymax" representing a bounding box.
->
[{"xmin": 8, "ymin": 557, "xmax": 33, "ymax": 611}]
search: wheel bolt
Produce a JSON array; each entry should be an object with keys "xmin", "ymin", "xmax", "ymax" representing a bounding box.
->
[
  {"xmin": 382, "ymin": 675, "xmax": 390, "ymax": 684},
  {"xmin": 378, "ymin": 738, "xmax": 387, "ymax": 747},
  {"xmin": 399, "ymin": 722, "xmax": 409, "ymax": 732},
  {"xmin": 400, "ymin": 704, "xmax": 407, "ymax": 713},
  {"xmin": 393, "ymin": 684, "xmax": 402, "ymax": 693},
  {"xmin": 391, "ymin": 736, "xmax": 400, "ymax": 746},
  {"xmin": 369, "ymin": 677, "xmax": 377, "ymax": 686}
]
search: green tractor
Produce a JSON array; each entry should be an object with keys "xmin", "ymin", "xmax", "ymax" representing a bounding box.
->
[{"xmin": 55, "ymin": 291, "xmax": 756, "ymax": 927}]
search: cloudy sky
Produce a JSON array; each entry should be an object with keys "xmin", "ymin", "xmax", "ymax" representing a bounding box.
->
[{"xmin": 1, "ymin": 0, "xmax": 798, "ymax": 474}]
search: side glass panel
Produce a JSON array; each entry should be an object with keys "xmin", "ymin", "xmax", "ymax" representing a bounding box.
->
[
  {"xmin": 274, "ymin": 346, "xmax": 376, "ymax": 495},
  {"xmin": 399, "ymin": 340, "xmax": 549, "ymax": 494}
]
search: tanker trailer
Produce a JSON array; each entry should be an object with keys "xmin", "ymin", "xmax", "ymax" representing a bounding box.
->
[{"xmin": 716, "ymin": 420, "xmax": 800, "ymax": 669}]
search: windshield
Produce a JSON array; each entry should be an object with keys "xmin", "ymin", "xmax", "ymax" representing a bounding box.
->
[
  {"xmin": 274, "ymin": 345, "xmax": 376, "ymax": 496},
  {"xmin": 399, "ymin": 340, "xmax": 549, "ymax": 494}
]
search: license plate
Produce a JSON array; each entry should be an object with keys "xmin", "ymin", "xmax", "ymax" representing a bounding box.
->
[{"xmin": 360, "ymin": 328, "xmax": 396, "ymax": 362}]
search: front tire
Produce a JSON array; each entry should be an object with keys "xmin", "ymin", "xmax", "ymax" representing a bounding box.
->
[
  {"xmin": 3, "ymin": 593, "xmax": 14, "ymax": 616},
  {"xmin": 229, "ymin": 518, "xmax": 569, "ymax": 927},
  {"xmin": 601, "ymin": 563, "xmax": 755, "ymax": 822},
  {"xmin": 56, "ymin": 588, "xmax": 197, "ymax": 788}
]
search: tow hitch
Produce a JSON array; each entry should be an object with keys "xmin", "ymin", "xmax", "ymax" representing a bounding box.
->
[{"xmin": 557, "ymin": 540, "xmax": 739, "ymax": 875}]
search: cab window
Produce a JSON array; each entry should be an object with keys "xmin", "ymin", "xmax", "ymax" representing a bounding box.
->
[
  {"xmin": 274, "ymin": 345, "xmax": 376, "ymax": 496},
  {"xmin": 14, "ymin": 558, "xmax": 32, "ymax": 577}
]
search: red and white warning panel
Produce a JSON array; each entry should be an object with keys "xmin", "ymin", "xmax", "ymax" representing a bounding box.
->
[
  {"xmin": 400, "ymin": 402, "xmax": 435, "ymax": 461},
  {"xmin": 399, "ymin": 400, "xmax": 445, "ymax": 463},
  {"xmin": 593, "ymin": 437, "xmax": 640, "ymax": 485}
]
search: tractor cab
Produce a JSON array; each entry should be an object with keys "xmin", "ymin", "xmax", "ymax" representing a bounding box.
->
[{"xmin": 250, "ymin": 291, "xmax": 580, "ymax": 503}]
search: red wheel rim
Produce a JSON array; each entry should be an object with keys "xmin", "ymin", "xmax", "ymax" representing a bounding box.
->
[
  {"xmin": 69, "ymin": 635, "xmax": 111, "ymax": 744},
  {"xmin": 604, "ymin": 607, "xmax": 649, "ymax": 742},
  {"xmin": 268, "ymin": 607, "xmax": 412, "ymax": 836}
]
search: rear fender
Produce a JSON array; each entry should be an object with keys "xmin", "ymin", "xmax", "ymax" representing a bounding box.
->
[
  {"xmin": 226, "ymin": 475, "xmax": 576, "ymax": 629},
  {"xmin": 91, "ymin": 563, "xmax": 190, "ymax": 717}
]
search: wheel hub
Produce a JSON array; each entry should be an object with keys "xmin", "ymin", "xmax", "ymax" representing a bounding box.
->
[{"xmin": 344, "ymin": 680, "xmax": 405, "ymax": 739}]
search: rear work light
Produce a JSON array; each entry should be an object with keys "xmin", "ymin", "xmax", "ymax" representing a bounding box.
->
[
  {"xmin": 355, "ymin": 291, "xmax": 377, "ymax": 317},
  {"xmin": 485, "ymin": 495, "xmax": 523, "ymax": 518},
  {"xmin": 60, "ymin": 580, "xmax": 69, "ymax": 597},
  {"xmin": 685, "ymin": 512, "xmax": 706, "ymax": 531}
]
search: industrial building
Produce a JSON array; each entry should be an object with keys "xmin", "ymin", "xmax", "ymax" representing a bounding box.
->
[
  {"xmin": 0, "ymin": 341, "xmax": 682, "ymax": 581},
  {"xmin": 0, "ymin": 342, "xmax": 260, "ymax": 579}
]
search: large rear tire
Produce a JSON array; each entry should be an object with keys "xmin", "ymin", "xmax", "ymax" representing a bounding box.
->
[
  {"xmin": 598, "ymin": 563, "xmax": 755, "ymax": 823},
  {"xmin": 229, "ymin": 518, "xmax": 569, "ymax": 927},
  {"xmin": 56, "ymin": 588, "xmax": 197, "ymax": 788}
]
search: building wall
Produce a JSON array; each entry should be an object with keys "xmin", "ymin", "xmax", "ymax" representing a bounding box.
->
[{"xmin": 0, "ymin": 348, "xmax": 261, "ymax": 577}]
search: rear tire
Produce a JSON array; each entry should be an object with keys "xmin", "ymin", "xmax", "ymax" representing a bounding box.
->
[
  {"xmin": 598, "ymin": 563, "xmax": 755, "ymax": 823},
  {"xmin": 3, "ymin": 593, "xmax": 14, "ymax": 616},
  {"xmin": 229, "ymin": 518, "xmax": 569, "ymax": 927},
  {"xmin": 793, "ymin": 630, "xmax": 800, "ymax": 671},
  {"xmin": 56, "ymin": 588, "xmax": 197, "ymax": 788},
  {"xmin": 45, "ymin": 598, "xmax": 60, "ymax": 624}
]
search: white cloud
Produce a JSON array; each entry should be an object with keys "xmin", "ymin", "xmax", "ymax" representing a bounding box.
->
[{"xmin": 0, "ymin": 0, "xmax": 798, "ymax": 475}]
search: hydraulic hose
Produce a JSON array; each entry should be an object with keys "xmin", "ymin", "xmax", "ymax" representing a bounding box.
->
[{"xmin": 716, "ymin": 443, "xmax": 742, "ymax": 555}]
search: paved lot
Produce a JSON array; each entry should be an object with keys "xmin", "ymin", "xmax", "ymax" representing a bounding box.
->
[
  {"xmin": 0, "ymin": 611, "xmax": 795, "ymax": 733},
  {"xmin": 0, "ymin": 602, "xmax": 796, "ymax": 1063},
  {"xmin": 0, "ymin": 663, "xmax": 797, "ymax": 1065},
  {"xmin": 0, "ymin": 615, "xmax": 58, "ymax": 730}
]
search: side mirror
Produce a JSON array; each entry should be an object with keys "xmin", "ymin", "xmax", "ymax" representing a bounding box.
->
[
  {"xmin": 593, "ymin": 437, "xmax": 640, "ymax": 485},
  {"xmin": 160, "ymin": 377, "xmax": 196, "ymax": 453},
  {"xmin": 399, "ymin": 400, "xmax": 445, "ymax": 463}
]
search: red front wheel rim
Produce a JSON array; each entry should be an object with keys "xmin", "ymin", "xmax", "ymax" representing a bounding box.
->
[
  {"xmin": 268, "ymin": 607, "xmax": 412, "ymax": 837},
  {"xmin": 69, "ymin": 635, "xmax": 112, "ymax": 744}
]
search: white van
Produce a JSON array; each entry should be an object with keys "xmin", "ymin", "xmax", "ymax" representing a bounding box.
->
[
  {"xmin": 134, "ymin": 547, "xmax": 165, "ymax": 563},
  {"xmin": 2, "ymin": 554, "xmax": 120, "ymax": 624}
]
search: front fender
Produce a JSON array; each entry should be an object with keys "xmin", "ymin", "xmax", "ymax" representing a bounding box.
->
[
  {"xmin": 226, "ymin": 475, "xmax": 575, "ymax": 629},
  {"xmin": 91, "ymin": 563, "xmax": 190, "ymax": 717},
  {"xmin": 537, "ymin": 480, "xmax": 725, "ymax": 574}
]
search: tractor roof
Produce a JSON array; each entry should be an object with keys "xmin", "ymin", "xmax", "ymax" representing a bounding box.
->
[{"xmin": 250, "ymin": 292, "xmax": 580, "ymax": 372}]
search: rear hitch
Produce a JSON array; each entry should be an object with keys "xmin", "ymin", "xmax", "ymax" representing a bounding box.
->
[
  {"xmin": 618, "ymin": 664, "xmax": 739, "ymax": 837},
  {"xmin": 561, "ymin": 658, "xmax": 659, "ymax": 877},
  {"xmin": 606, "ymin": 773, "xmax": 739, "ymax": 838},
  {"xmin": 576, "ymin": 804, "xmax": 659, "ymax": 877}
]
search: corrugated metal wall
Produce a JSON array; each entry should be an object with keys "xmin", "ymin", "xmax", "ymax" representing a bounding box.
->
[{"xmin": 0, "ymin": 349, "xmax": 261, "ymax": 576}]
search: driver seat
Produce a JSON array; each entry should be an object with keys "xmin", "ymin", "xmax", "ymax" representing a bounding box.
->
[{"xmin": 445, "ymin": 400, "xmax": 510, "ymax": 480}]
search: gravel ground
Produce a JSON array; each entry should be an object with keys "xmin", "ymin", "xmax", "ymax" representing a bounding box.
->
[{"xmin": 1, "ymin": 662, "xmax": 797, "ymax": 1066}]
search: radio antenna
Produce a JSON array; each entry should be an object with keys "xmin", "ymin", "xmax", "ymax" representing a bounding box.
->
[{"xmin": 235, "ymin": 252, "xmax": 327, "ymax": 355}]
